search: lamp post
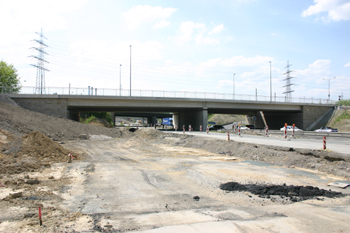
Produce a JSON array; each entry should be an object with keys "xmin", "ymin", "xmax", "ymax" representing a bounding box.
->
[
  {"xmin": 129, "ymin": 45, "xmax": 132, "ymax": 97},
  {"xmin": 233, "ymin": 73, "xmax": 236, "ymax": 99},
  {"xmin": 119, "ymin": 64, "xmax": 122, "ymax": 96},
  {"xmin": 323, "ymin": 77, "xmax": 336, "ymax": 101},
  {"xmin": 269, "ymin": 61, "xmax": 272, "ymax": 102}
]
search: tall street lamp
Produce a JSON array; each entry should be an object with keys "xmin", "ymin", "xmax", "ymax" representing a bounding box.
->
[
  {"xmin": 269, "ymin": 61, "xmax": 272, "ymax": 102},
  {"xmin": 129, "ymin": 45, "xmax": 132, "ymax": 97},
  {"xmin": 119, "ymin": 64, "xmax": 122, "ymax": 96},
  {"xmin": 323, "ymin": 77, "xmax": 336, "ymax": 101},
  {"xmin": 233, "ymin": 73, "xmax": 236, "ymax": 99}
]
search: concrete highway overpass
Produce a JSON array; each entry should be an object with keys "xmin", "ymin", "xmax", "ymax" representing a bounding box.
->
[{"xmin": 8, "ymin": 94, "xmax": 335, "ymax": 130}]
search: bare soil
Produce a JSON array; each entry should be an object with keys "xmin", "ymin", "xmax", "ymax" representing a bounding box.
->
[{"xmin": 1, "ymin": 96, "xmax": 350, "ymax": 232}]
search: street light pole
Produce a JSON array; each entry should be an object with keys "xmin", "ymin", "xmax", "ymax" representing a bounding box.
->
[
  {"xmin": 269, "ymin": 61, "xmax": 272, "ymax": 102},
  {"xmin": 323, "ymin": 77, "xmax": 336, "ymax": 101},
  {"xmin": 233, "ymin": 73, "xmax": 236, "ymax": 99},
  {"xmin": 129, "ymin": 45, "xmax": 132, "ymax": 97},
  {"xmin": 119, "ymin": 64, "xmax": 122, "ymax": 96}
]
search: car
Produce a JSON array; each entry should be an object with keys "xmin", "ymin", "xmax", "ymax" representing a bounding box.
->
[
  {"xmin": 209, "ymin": 125, "xmax": 225, "ymax": 131},
  {"xmin": 245, "ymin": 125, "xmax": 255, "ymax": 129},
  {"xmin": 280, "ymin": 125, "xmax": 303, "ymax": 131},
  {"xmin": 315, "ymin": 127, "xmax": 338, "ymax": 132},
  {"xmin": 240, "ymin": 126, "xmax": 250, "ymax": 130}
]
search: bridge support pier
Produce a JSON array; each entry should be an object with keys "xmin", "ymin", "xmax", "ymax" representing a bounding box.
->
[
  {"xmin": 178, "ymin": 108, "xmax": 207, "ymax": 131},
  {"xmin": 247, "ymin": 112, "xmax": 266, "ymax": 129},
  {"xmin": 110, "ymin": 112, "xmax": 115, "ymax": 126},
  {"xmin": 147, "ymin": 116, "xmax": 157, "ymax": 125}
]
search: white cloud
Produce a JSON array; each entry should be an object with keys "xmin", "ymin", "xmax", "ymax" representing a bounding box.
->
[
  {"xmin": 176, "ymin": 21, "xmax": 205, "ymax": 45},
  {"xmin": 153, "ymin": 20, "xmax": 170, "ymax": 29},
  {"xmin": 195, "ymin": 33, "xmax": 220, "ymax": 45},
  {"xmin": 174, "ymin": 21, "xmax": 226, "ymax": 46},
  {"xmin": 122, "ymin": 5, "xmax": 177, "ymax": 30},
  {"xmin": 296, "ymin": 59, "xmax": 331, "ymax": 79},
  {"xmin": 345, "ymin": 61, "xmax": 350, "ymax": 67},
  {"xmin": 208, "ymin": 24, "xmax": 225, "ymax": 35},
  {"xmin": 198, "ymin": 55, "xmax": 273, "ymax": 68},
  {"xmin": 302, "ymin": 0, "xmax": 350, "ymax": 21}
]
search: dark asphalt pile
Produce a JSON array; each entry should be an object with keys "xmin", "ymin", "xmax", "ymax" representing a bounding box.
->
[{"xmin": 220, "ymin": 182, "xmax": 344, "ymax": 202}]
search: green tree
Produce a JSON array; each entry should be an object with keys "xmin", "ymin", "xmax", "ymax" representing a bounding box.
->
[{"xmin": 0, "ymin": 60, "xmax": 21, "ymax": 93}]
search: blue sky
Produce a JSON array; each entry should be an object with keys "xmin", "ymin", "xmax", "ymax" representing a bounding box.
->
[{"xmin": 1, "ymin": 0, "xmax": 349, "ymax": 100}]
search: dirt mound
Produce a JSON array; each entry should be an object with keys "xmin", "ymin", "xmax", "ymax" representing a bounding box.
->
[
  {"xmin": 174, "ymin": 137, "xmax": 350, "ymax": 178},
  {"xmin": 0, "ymin": 94, "xmax": 19, "ymax": 106},
  {"xmin": 220, "ymin": 182, "xmax": 344, "ymax": 202},
  {"xmin": 134, "ymin": 128, "xmax": 163, "ymax": 139},
  {"xmin": 19, "ymin": 131, "xmax": 72, "ymax": 160},
  {"xmin": 0, "ymin": 101, "xmax": 122, "ymax": 140},
  {"xmin": 1, "ymin": 131, "xmax": 79, "ymax": 175}
]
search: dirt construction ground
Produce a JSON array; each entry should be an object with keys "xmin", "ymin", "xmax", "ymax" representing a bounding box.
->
[{"xmin": 1, "ymin": 96, "xmax": 350, "ymax": 232}]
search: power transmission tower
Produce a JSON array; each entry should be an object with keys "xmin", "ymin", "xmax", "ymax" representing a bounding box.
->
[
  {"xmin": 30, "ymin": 28, "xmax": 49, "ymax": 94},
  {"xmin": 283, "ymin": 60, "xmax": 295, "ymax": 101}
]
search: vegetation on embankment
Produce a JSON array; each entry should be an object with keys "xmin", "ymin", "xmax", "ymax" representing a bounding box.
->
[
  {"xmin": 80, "ymin": 112, "xmax": 114, "ymax": 128},
  {"xmin": 336, "ymin": 99, "xmax": 350, "ymax": 106}
]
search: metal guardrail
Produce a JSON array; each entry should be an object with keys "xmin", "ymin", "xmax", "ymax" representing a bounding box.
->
[
  {"xmin": 1, "ymin": 86, "xmax": 335, "ymax": 105},
  {"xmin": 256, "ymin": 130, "xmax": 350, "ymax": 138}
]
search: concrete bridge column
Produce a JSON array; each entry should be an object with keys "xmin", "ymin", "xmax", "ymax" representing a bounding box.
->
[
  {"xmin": 110, "ymin": 112, "xmax": 115, "ymax": 126},
  {"xmin": 173, "ymin": 113, "xmax": 179, "ymax": 128},
  {"xmin": 147, "ymin": 116, "xmax": 157, "ymax": 125},
  {"xmin": 179, "ymin": 108, "xmax": 207, "ymax": 131},
  {"xmin": 247, "ymin": 111, "xmax": 265, "ymax": 129}
]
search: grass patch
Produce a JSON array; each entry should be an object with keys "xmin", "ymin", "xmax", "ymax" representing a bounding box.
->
[
  {"xmin": 332, "ymin": 110, "xmax": 350, "ymax": 127},
  {"xmin": 84, "ymin": 116, "xmax": 96, "ymax": 124},
  {"xmin": 336, "ymin": 99, "xmax": 350, "ymax": 106}
]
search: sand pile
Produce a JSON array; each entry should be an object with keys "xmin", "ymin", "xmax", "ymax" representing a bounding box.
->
[{"xmin": 1, "ymin": 131, "xmax": 78, "ymax": 175}]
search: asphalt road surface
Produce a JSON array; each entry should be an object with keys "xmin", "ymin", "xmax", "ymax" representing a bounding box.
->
[{"xmin": 167, "ymin": 131, "xmax": 350, "ymax": 155}]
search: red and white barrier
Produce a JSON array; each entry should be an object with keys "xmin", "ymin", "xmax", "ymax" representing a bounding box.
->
[
  {"xmin": 238, "ymin": 125, "xmax": 241, "ymax": 137},
  {"xmin": 200, "ymin": 125, "xmax": 202, "ymax": 132},
  {"xmin": 284, "ymin": 123, "xmax": 287, "ymax": 139},
  {"xmin": 175, "ymin": 124, "xmax": 178, "ymax": 131},
  {"xmin": 265, "ymin": 126, "xmax": 269, "ymax": 137},
  {"xmin": 183, "ymin": 125, "xmax": 185, "ymax": 134},
  {"xmin": 165, "ymin": 125, "xmax": 167, "ymax": 130},
  {"xmin": 206, "ymin": 125, "xmax": 209, "ymax": 134},
  {"xmin": 323, "ymin": 136, "xmax": 326, "ymax": 150},
  {"xmin": 189, "ymin": 125, "xmax": 192, "ymax": 132},
  {"xmin": 234, "ymin": 125, "xmax": 237, "ymax": 134},
  {"xmin": 292, "ymin": 124, "xmax": 295, "ymax": 138},
  {"xmin": 227, "ymin": 132, "xmax": 230, "ymax": 141}
]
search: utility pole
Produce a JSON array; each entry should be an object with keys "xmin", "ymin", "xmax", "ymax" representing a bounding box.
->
[
  {"xmin": 119, "ymin": 64, "xmax": 122, "ymax": 96},
  {"xmin": 269, "ymin": 61, "xmax": 272, "ymax": 102},
  {"xmin": 130, "ymin": 45, "xmax": 132, "ymax": 97},
  {"xmin": 29, "ymin": 28, "xmax": 49, "ymax": 95},
  {"xmin": 233, "ymin": 73, "xmax": 236, "ymax": 99}
]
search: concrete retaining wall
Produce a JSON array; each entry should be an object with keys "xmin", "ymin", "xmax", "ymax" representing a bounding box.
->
[{"xmin": 13, "ymin": 97, "xmax": 68, "ymax": 118}]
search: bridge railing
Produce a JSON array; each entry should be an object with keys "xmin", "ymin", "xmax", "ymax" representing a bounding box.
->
[{"xmin": 1, "ymin": 86, "xmax": 335, "ymax": 105}]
